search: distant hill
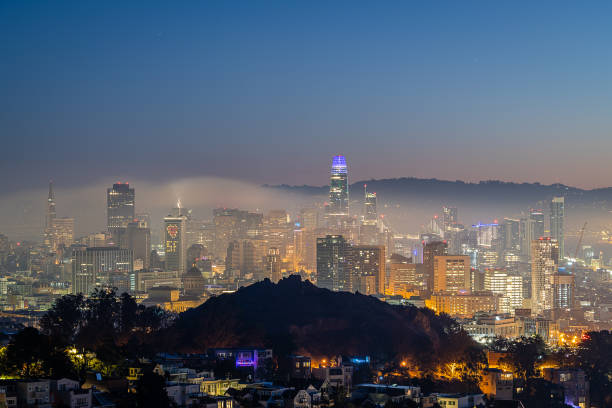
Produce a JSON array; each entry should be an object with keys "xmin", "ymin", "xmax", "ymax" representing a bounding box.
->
[
  {"xmin": 266, "ymin": 178, "xmax": 612, "ymax": 234},
  {"xmin": 159, "ymin": 276, "xmax": 478, "ymax": 367},
  {"xmin": 267, "ymin": 177, "xmax": 612, "ymax": 207}
]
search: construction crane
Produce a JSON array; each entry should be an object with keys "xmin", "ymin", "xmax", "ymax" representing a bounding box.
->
[{"xmin": 572, "ymin": 221, "xmax": 587, "ymax": 275}]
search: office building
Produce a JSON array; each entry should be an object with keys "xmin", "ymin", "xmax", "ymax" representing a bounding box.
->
[
  {"xmin": 423, "ymin": 241, "xmax": 448, "ymax": 293},
  {"xmin": 433, "ymin": 255, "xmax": 471, "ymax": 292},
  {"xmin": 550, "ymin": 197, "xmax": 565, "ymax": 258},
  {"xmin": 121, "ymin": 220, "xmax": 151, "ymax": 270},
  {"xmin": 484, "ymin": 269, "xmax": 523, "ymax": 314},
  {"xmin": 316, "ymin": 235, "xmax": 348, "ymax": 291},
  {"xmin": 267, "ymin": 247, "xmax": 282, "ymax": 283},
  {"xmin": 529, "ymin": 209, "xmax": 545, "ymax": 239},
  {"xmin": 106, "ymin": 183, "xmax": 135, "ymax": 235},
  {"xmin": 44, "ymin": 181, "xmax": 56, "ymax": 248},
  {"xmin": 165, "ymin": 209, "xmax": 188, "ymax": 274},
  {"xmin": 388, "ymin": 254, "xmax": 420, "ymax": 296},
  {"xmin": 328, "ymin": 155, "xmax": 349, "ymax": 216},
  {"xmin": 442, "ymin": 207, "xmax": 458, "ymax": 231},
  {"xmin": 346, "ymin": 245, "xmax": 385, "ymax": 294},
  {"xmin": 552, "ymin": 272, "xmax": 574, "ymax": 310},
  {"xmin": 427, "ymin": 291, "xmax": 498, "ymax": 318},
  {"xmin": 531, "ymin": 237, "xmax": 559, "ymax": 314},
  {"xmin": 72, "ymin": 246, "xmax": 133, "ymax": 295}
]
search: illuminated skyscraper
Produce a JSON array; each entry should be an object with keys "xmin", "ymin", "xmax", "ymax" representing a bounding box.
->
[
  {"xmin": 44, "ymin": 180, "xmax": 56, "ymax": 248},
  {"xmin": 529, "ymin": 209, "xmax": 545, "ymax": 238},
  {"xmin": 107, "ymin": 183, "xmax": 135, "ymax": 234},
  {"xmin": 72, "ymin": 246, "xmax": 133, "ymax": 295},
  {"xmin": 442, "ymin": 207, "xmax": 458, "ymax": 231},
  {"xmin": 550, "ymin": 197, "xmax": 565, "ymax": 258},
  {"xmin": 328, "ymin": 155, "xmax": 349, "ymax": 216},
  {"xmin": 433, "ymin": 255, "xmax": 471, "ymax": 292},
  {"xmin": 267, "ymin": 247, "xmax": 282, "ymax": 283},
  {"xmin": 531, "ymin": 237, "xmax": 559, "ymax": 314},
  {"xmin": 363, "ymin": 185, "xmax": 377, "ymax": 225},
  {"xmin": 316, "ymin": 235, "xmax": 348, "ymax": 291},
  {"xmin": 423, "ymin": 241, "xmax": 448, "ymax": 292},
  {"xmin": 165, "ymin": 207, "xmax": 188, "ymax": 274},
  {"xmin": 346, "ymin": 245, "xmax": 385, "ymax": 294}
]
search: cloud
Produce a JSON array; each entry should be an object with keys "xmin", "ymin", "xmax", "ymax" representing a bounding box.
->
[{"xmin": 0, "ymin": 177, "xmax": 317, "ymax": 242}]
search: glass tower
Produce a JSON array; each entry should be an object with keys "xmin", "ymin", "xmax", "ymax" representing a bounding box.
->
[
  {"xmin": 328, "ymin": 155, "xmax": 349, "ymax": 216},
  {"xmin": 550, "ymin": 197, "xmax": 565, "ymax": 258}
]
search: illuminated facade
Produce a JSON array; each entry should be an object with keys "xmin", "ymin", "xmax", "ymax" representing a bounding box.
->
[
  {"xmin": 484, "ymin": 269, "xmax": 523, "ymax": 314},
  {"xmin": 165, "ymin": 210, "xmax": 188, "ymax": 274},
  {"xmin": 316, "ymin": 235, "xmax": 348, "ymax": 291},
  {"xmin": 44, "ymin": 181, "xmax": 56, "ymax": 248},
  {"xmin": 552, "ymin": 272, "xmax": 574, "ymax": 310},
  {"xmin": 442, "ymin": 206, "xmax": 458, "ymax": 231},
  {"xmin": 531, "ymin": 237, "xmax": 559, "ymax": 314},
  {"xmin": 388, "ymin": 254, "xmax": 420, "ymax": 296},
  {"xmin": 550, "ymin": 197, "xmax": 565, "ymax": 258},
  {"xmin": 328, "ymin": 155, "xmax": 349, "ymax": 216},
  {"xmin": 267, "ymin": 247, "xmax": 282, "ymax": 283},
  {"xmin": 427, "ymin": 291, "xmax": 498, "ymax": 318},
  {"xmin": 346, "ymin": 245, "xmax": 385, "ymax": 294},
  {"xmin": 433, "ymin": 255, "xmax": 471, "ymax": 292},
  {"xmin": 423, "ymin": 241, "xmax": 448, "ymax": 293},
  {"xmin": 72, "ymin": 246, "xmax": 133, "ymax": 295},
  {"xmin": 106, "ymin": 182, "xmax": 135, "ymax": 234},
  {"xmin": 363, "ymin": 185, "xmax": 377, "ymax": 225}
]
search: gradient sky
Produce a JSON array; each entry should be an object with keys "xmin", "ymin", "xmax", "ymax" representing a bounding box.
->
[{"xmin": 2, "ymin": 1, "xmax": 612, "ymax": 193}]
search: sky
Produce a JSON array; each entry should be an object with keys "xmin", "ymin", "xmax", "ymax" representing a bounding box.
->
[{"xmin": 2, "ymin": 1, "xmax": 612, "ymax": 194}]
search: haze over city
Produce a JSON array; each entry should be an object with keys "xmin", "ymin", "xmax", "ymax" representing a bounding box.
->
[{"xmin": 2, "ymin": 2, "xmax": 612, "ymax": 408}]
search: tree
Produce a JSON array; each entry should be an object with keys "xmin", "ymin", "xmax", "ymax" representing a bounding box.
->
[
  {"xmin": 578, "ymin": 331, "xmax": 612, "ymax": 407},
  {"xmin": 40, "ymin": 293, "xmax": 85, "ymax": 345},
  {"xmin": 500, "ymin": 336, "xmax": 548, "ymax": 381},
  {"xmin": 135, "ymin": 371, "xmax": 173, "ymax": 408},
  {"xmin": 4, "ymin": 328, "xmax": 74, "ymax": 378}
]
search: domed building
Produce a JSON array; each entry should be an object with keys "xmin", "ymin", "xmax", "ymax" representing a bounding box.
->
[{"xmin": 182, "ymin": 266, "xmax": 206, "ymax": 297}]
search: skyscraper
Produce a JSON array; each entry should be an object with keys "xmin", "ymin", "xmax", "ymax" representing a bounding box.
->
[
  {"xmin": 346, "ymin": 245, "xmax": 385, "ymax": 294},
  {"xmin": 107, "ymin": 183, "xmax": 135, "ymax": 235},
  {"xmin": 165, "ymin": 207, "xmax": 188, "ymax": 274},
  {"xmin": 328, "ymin": 155, "xmax": 349, "ymax": 216},
  {"xmin": 442, "ymin": 207, "xmax": 458, "ymax": 231},
  {"xmin": 72, "ymin": 246, "xmax": 133, "ymax": 295},
  {"xmin": 267, "ymin": 247, "xmax": 282, "ymax": 283},
  {"xmin": 529, "ymin": 209, "xmax": 545, "ymax": 239},
  {"xmin": 316, "ymin": 235, "xmax": 348, "ymax": 291},
  {"xmin": 44, "ymin": 180, "xmax": 56, "ymax": 248},
  {"xmin": 423, "ymin": 241, "xmax": 448, "ymax": 292},
  {"xmin": 531, "ymin": 237, "xmax": 559, "ymax": 314},
  {"xmin": 550, "ymin": 197, "xmax": 565, "ymax": 258},
  {"xmin": 363, "ymin": 185, "xmax": 377, "ymax": 225},
  {"xmin": 433, "ymin": 255, "xmax": 471, "ymax": 293}
]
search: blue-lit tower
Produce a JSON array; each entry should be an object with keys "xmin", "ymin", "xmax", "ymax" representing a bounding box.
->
[{"xmin": 328, "ymin": 155, "xmax": 349, "ymax": 216}]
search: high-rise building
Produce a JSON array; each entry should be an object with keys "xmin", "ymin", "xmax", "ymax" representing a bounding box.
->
[
  {"xmin": 363, "ymin": 185, "xmax": 377, "ymax": 225},
  {"xmin": 531, "ymin": 237, "xmax": 559, "ymax": 314},
  {"xmin": 484, "ymin": 268, "xmax": 523, "ymax": 314},
  {"xmin": 520, "ymin": 217, "xmax": 535, "ymax": 260},
  {"xmin": 328, "ymin": 155, "xmax": 349, "ymax": 216},
  {"xmin": 316, "ymin": 235, "xmax": 348, "ymax": 291},
  {"xmin": 107, "ymin": 183, "xmax": 135, "ymax": 235},
  {"xmin": 213, "ymin": 208, "xmax": 263, "ymax": 260},
  {"xmin": 165, "ymin": 208, "xmax": 188, "ymax": 274},
  {"xmin": 53, "ymin": 217, "xmax": 74, "ymax": 250},
  {"xmin": 44, "ymin": 181, "xmax": 56, "ymax": 248},
  {"xmin": 550, "ymin": 197, "xmax": 565, "ymax": 258},
  {"xmin": 346, "ymin": 245, "xmax": 385, "ymax": 294},
  {"xmin": 388, "ymin": 254, "xmax": 421, "ymax": 296},
  {"xmin": 529, "ymin": 209, "xmax": 545, "ymax": 238},
  {"xmin": 552, "ymin": 272, "xmax": 574, "ymax": 310},
  {"xmin": 121, "ymin": 220, "xmax": 151, "ymax": 270},
  {"xmin": 267, "ymin": 247, "xmax": 282, "ymax": 283},
  {"xmin": 442, "ymin": 207, "xmax": 458, "ymax": 231},
  {"xmin": 433, "ymin": 255, "xmax": 471, "ymax": 292},
  {"xmin": 72, "ymin": 246, "xmax": 133, "ymax": 295},
  {"xmin": 503, "ymin": 218, "xmax": 521, "ymax": 251},
  {"xmin": 423, "ymin": 241, "xmax": 448, "ymax": 292}
]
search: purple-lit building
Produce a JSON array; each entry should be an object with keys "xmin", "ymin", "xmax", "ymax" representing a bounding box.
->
[{"xmin": 208, "ymin": 348, "xmax": 273, "ymax": 370}]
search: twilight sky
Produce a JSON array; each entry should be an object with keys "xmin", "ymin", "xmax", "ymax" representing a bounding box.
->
[{"xmin": 2, "ymin": 1, "xmax": 612, "ymax": 193}]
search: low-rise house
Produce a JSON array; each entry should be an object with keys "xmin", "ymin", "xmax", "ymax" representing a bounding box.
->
[
  {"xmin": 480, "ymin": 369, "xmax": 513, "ymax": 401},
  {"xmin": 434, "ymin": 393, "xmax": 485, "ymax": 408},
  {"xmin": 542, "ymin": 367, "xmax": 589, "ymax": 408}
]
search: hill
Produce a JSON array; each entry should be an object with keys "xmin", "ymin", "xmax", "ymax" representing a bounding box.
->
[{"xmin": 159, "ymin": 276, "xmax": 480, "ymax": 369}]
